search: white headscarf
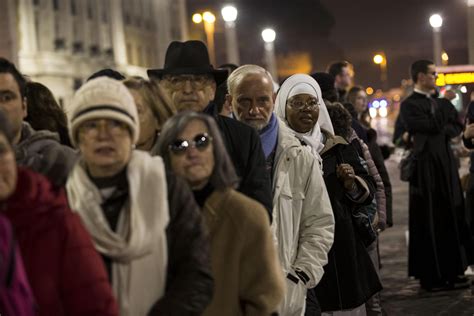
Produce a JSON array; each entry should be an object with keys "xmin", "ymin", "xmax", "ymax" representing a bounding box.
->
[{"xmin": 274, "ymin": 74, "xmax": 334, "ymax": 155}]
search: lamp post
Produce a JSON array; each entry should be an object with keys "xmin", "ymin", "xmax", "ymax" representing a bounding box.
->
[
  {"xmin": 468, "ymin": 0, "xmax": 474, "ymax": 64},
  {"xmin": 261, "ymin": 28, "xmax": 277, "ymax": 80},
  {"xmin": 192, "ymin": 11, "xmax": 216, "ymax": 65},
  {"xmin": 373, "ymin": 53, "xmax": 388, "ymax": 90},
  {"xmin": 221, "ymin": 5, "xmax": 239, "ymax": 65},
  {"xmin": 429, "ymin": 14, "xmax": 443, "ymax": 66}
]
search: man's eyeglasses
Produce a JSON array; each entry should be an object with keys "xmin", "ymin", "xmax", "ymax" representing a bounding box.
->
[
  {"xmin": 288, "ymin": 98, "xmax": 319, "ymax": 110},
  {"xmin": 162, "ymin": 75, "xmax": 213, "ymax": 90},
  {"xmin": 169, "ymin": 133, "xmax": 213, "ymax": 155}
]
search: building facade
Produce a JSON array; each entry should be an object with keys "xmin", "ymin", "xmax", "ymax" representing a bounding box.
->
[{"xmin": 2, "ymin": 0, "xmax": 188, "ymax": 107}]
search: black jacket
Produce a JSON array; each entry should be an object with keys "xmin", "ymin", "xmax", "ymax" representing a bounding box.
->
[
  {"xmin": 150, "ymin": 173, "xmax": 214, "ymax": 315},
  {"xmin": 311, "ymin": 141, "xmax": 381, "ymax": 312},
  {"xmin": 213, "ymin": 115, "xmax": 273, "ymax": 221}
]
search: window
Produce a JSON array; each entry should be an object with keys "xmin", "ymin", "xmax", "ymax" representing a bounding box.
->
[
  {"xmin": 102, "ymin": 0, "xmax": 108, "ymax": 22},
  {"xmin": 33, "ymin": 0, "xmax": 40, "ymax": 6},
  {"xmin": 71, "ymin": 0, "xmax": 77, "ymax": 15},
  {"xmin": 53, "ymin": 0, "xmax": 59, "ymax": 11},
  {"xmin": 87, "ymin": 0, "xmax": 93, "ymax": 19}
]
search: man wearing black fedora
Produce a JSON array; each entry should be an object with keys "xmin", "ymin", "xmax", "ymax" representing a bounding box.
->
[{"xmin": 148, "ymin": 40, "xmax": 272, "ymax": 218}]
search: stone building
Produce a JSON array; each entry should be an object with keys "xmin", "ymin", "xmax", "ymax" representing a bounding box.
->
[{"xmin": 0, "ymin": 0, "xmax": 188, "ymax": 107}]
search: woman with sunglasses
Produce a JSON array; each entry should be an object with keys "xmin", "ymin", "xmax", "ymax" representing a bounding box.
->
[
  {"xmin": 156, "ymin": 111, "xmax": 285, "ymax": 316},
  {"xmin": 65, "ymin": 78, "xmax": 213, "ymax": 316}
]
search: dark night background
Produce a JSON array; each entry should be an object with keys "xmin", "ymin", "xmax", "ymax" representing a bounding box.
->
[{"xmin": 187, "ymin": 0, "xmax": 468, "ymax": 89}]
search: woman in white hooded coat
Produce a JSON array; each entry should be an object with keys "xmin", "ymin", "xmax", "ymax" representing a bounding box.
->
[{"xmin": 275, "ymin": 74, "xmax": 381, "ymax": 315}]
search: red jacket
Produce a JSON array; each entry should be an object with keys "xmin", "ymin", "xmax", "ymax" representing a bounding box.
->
[{"xmin": 2, "ymin": 168, "xmax": 118, "ymax": 316}]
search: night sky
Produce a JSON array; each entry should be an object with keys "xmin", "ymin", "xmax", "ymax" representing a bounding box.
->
[{"xmin": 187, "ymin": 0, "xmax": 468, "ymax": 89}]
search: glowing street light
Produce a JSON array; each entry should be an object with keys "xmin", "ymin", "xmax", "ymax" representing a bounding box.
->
[
  {"xmin": 261, "ymin": 28, "xmax": 277, "ymax": 79},
  {"xmin": 203, "ymin": 11, "xmax": 216, "ymax": 23},
  {"xmin": 261, "ymin": 28, "xmax": 276, "ymax": 43},
  {"xmin": 429, "ymin": 14, "xmax": 443, "ymax": 65},
  {"xmin": 429, "ymin": 14, "xmax": 443, "ymax": 28},
  {"xmin": 221, "ymin": 5, "xmax": 239, "ymax": 64},
  {"xmin": 221, "ymin": 5, "xmax": 238, "ymax": 22},
  {"xmin": 193, "ymin": 11, "xmax": 216, "ymax": 65},
  {"xmin": 192, "ymin": 13, "xmax": 203, "ymax": 24},
  {"xmin": 441, "ymin": 51, "xmax": 449, "ymax": 65},
  {"xmin": 373, "ymin": 54, "xmax": 384, "ymax": 64}
]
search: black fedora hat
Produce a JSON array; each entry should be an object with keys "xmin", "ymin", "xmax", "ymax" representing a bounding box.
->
[{"xmin": 147, "ymin": 40, "xmax": 228, "ymax": 86}]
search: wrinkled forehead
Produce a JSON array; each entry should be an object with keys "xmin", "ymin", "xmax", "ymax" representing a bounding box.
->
[{"xmin": 238, "ymin": 73, "xmax": 273, "ymax": 93}]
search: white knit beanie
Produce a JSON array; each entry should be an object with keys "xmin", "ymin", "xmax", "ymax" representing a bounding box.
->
[{"xmin": 68, "ymin": 77, "xmax": 139, "ymax": 147}]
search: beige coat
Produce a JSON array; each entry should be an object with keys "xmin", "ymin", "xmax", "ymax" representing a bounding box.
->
[{"xmin": 202, "ymin": 188, "xmax": 285, "ymax": 316}]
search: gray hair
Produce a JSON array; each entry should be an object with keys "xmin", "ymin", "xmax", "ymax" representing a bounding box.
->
[
  {"xmin": 156, "ymin": 111, "xmax": 239, "ymax": 189},
  {"xmin": 227, "ymin": 64, "xmax": 274, "ymax": 96}
]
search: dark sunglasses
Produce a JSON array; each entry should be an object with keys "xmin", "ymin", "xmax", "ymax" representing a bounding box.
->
[{"xmin": 169, "ymin": 133, "xmax": 213, "ymax": 155}]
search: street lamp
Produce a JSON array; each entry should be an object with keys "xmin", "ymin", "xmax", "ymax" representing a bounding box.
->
[
  {"xmin": 468, "ymin": 1, "xmax": 474, "ymax": 63},
  {"xmin": 193, "ymin": 11, "xmax": 217, "ymax": 66},
  {"xmin": 441, "ymin": 51, "xmax": 449, "ymax": 65},
  {"xmin": 221, "ymin": 5, "xmax": 239, "ymax": 65},
  {"xmin": 261, "ymin": 28, "xmax": 277, "ymax": 79},
  {"xmin": 429, "ymin": 14, "xmax": 443, "ymax": 66},
  {"xmin": 373, "ymin": 53, "xmax": 388, "ymax": 90}
]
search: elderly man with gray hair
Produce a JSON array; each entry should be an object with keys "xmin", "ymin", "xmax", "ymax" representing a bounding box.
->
[{"xmin": 227, "ymin": 65, "xmax": 335, "ymax": 316}]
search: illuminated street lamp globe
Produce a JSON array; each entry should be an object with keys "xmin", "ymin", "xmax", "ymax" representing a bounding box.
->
[
  {"xmin": 373, "ymin": 54, "xmax": 384, "ymax": 65},
  {"xmin": 203, "ymin": 11, "xmax": 216, "ymax": 23},
  {"xmin": 221, "ymin": 5, "xmax": 238, "ymax": 22},
  {"xmin": 261, "ymin": 28, "xmax": 276, "ymax": 43},
  {"xmin": 429, "ymin": 14, "xmax": 443, "ymax": 28},
  {"xmin": 192, "ymin": 13, "xmax": 203, "ymax": 24}
]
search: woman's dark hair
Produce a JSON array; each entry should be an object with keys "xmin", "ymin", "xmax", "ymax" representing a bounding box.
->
[
  {"xmin": 0, "ymin": 109, "xmax": 14, "ymax": 145},
  {"xmin": 327, "ymin": 102, "xmax": 353, "ymax": 141},
  {"xmin": 25, "ymin": 82, "xmax": 71, "ymax": 146},
  {"xmin": 156, "ymin": 111, "xmax": 239, "ymax": 189}
]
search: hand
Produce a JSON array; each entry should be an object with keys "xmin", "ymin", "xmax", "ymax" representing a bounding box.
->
[
  {"xmin": 336, "ymin": 163, "xmax": 356, "ymax": 191},
  {"xmin": 464, "ymin": 123, "xmax": 474, "ymax": 139},
  {"xmin": 470, "ymin": 91, "xmax": 474, "ymax": 102},
  {"xmin": 402, "ymin": 132, "xmax": 410, "ymax": 144}
]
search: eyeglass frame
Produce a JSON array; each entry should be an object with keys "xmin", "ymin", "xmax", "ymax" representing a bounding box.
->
[
  {"xmin": 287, "ymin": 97, "xmax": 320, "ymax": 110},
  {"xmin": 161, "ymin": 74, "xmax": 214, "ymax": 90},
  {"xmin": 169, "ymin": 133, "xmax": 213, "ymax": 155},
  {"xmin": 77, "ymin": 119, "xmax": 130, "ymax": 138}
]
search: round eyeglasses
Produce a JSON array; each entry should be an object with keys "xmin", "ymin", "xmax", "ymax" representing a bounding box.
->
[{"xmin": 169, "ymin": 133, "xmax": 213, "ymax": 155}]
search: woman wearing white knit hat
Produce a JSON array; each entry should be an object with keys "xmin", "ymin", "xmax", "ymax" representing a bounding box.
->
[{"xmin": 65, "ymin": 77, "xmax": 213, "ymax": 316}]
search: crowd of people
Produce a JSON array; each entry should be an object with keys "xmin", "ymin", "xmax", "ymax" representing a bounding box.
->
[{"xmin": 0, "ymin": 39, "xmax": 472, "ymax": 316}]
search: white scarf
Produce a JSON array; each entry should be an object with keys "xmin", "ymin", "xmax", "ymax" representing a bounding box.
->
[
  {"xmin": 66, "ymin": 150, "xmax": 169, "ymax": 316},
  {"xmin": 274, "ymin": 74, "xmax": 334, "ymax": 157}
]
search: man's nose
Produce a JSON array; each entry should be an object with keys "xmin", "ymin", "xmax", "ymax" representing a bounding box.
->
[
  {"xmin": 183, "ymin": 80, "xmax": 194, "ymax": 93},
  {"xmin": 248, "ymin": 103, "xmax": 260, "ymax": 115}
]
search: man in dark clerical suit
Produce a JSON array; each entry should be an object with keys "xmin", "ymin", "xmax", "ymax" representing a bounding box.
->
[{"xmin": 399, "ymin": 59, "xmax": 474, "ymax": 291}]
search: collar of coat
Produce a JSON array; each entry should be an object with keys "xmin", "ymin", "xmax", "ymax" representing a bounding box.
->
[
  {"xmin": 320, "ymin": 129, "xmax": 348, "ymax": 155},
  {"xmin": 201, "ymin": 188, "xmax": 233, "ymax": 236}
]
